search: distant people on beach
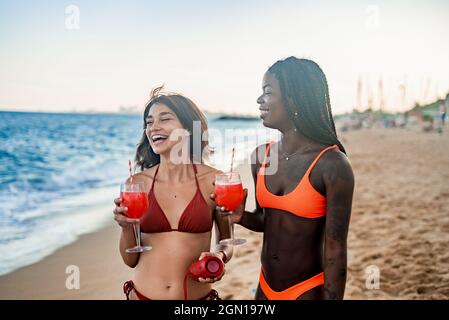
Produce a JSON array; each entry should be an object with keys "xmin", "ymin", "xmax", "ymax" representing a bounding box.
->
[{"xmin": 440, "ymin": 94, "xmax": 448, "ymax": 130}]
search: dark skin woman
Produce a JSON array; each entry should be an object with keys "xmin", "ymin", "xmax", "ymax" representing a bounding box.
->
[{"xmin": 219, "ymin": 57, "xmax": 354, "ymax": 300}]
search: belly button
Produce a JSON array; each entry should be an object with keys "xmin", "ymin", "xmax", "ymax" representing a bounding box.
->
[{"xmin": 272, "ymin": 254, "xmax": 279, "ymax": 260}]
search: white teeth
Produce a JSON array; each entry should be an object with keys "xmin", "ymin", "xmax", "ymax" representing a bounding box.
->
[
  {"xmin": 260, "ymin": 110, "xmax": 269, "ymax": 116},
  {"xmin": 151, "ymin": 135, "xmax": 168, "ymax": 142}
]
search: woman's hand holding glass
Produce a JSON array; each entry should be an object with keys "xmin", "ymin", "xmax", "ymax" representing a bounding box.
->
[
  {"xmin": 211, "ymin": 173, "xmax": 248, "ymax": 246},
  {"xmin": 114, "ymin": 182, "xmax": 152, "ymax": 253},
  {"xmin": 113, "ymin": 197, "xmax": 137, "ymax": 228}
]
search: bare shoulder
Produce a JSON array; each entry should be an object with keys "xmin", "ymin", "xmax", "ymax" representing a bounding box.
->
[
  {"xmin": 195, "ymin": 164, "xmax": 222, "ymax": 194},
  {"xmin": 320, "ymin": 148, "xmax": 354, "ymax": 185},
  {"xmin": 251, "ymin": 143, "xmax": 271, "ymax": 165},
  {"xmin": 321, "ymin": 147, "xmax": 351, "ymax": 166},
  {"xmin": 247, "ymin": 143, "xmax": 268, "ymax": 179},
  {"xmin": 125, "ymin": 165, "xmax": 158, "ymax": 184},
  {"xmin": 195, "ymin": 163, "xmax": 222, "ymax": 182}
]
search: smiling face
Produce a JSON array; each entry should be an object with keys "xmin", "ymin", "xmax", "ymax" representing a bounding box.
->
[
  {"xmin": 256, "ymin": 71, "xmax": 293, "ymax": 131},
  {"xmin": 145, "ymin": 103, "xmax": 188, "ymax": 156}
]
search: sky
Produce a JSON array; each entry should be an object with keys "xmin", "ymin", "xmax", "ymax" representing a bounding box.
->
[{"xmin": 0, "ymin": 0, "xmax": 448, "ymax": 115}]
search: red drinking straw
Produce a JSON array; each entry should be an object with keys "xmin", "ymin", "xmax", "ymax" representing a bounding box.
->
[
  {"xmin": 230, "ymin": 147, "xmax": 235, "ymax": 174},
  {"xmin": 129, "ymin": 159, "xmax": 133, "ymax": 184}
]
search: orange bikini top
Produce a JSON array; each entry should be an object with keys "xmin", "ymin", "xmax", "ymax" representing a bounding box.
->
[{"xmin": 256, "ymin": 142, "xmax": 339, "ymax": 219}]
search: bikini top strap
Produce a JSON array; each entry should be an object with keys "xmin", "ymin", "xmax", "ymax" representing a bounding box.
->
[
  {"xmin": 150, "ymin": 164, "xmax": 199, "ymax": 192},
  {"xmin": 150, "ymin": 164, "xmax": 160, "ymax": 192},
  {"xmin": 305, "ymin": 144, "xmax": 339, "ymax": 174},
  {"xmin": 192, "ymin": 163, "xmax": 200, "ymax": 188},
  {"xmin": 261, "ymin": 142, "xmax": 274, "ymax": 168}
]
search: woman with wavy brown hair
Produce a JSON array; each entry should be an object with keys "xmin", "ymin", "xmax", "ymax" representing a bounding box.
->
[{"xmin": 113, "ymin": 86, "xmax": 232, "ymax": 300}]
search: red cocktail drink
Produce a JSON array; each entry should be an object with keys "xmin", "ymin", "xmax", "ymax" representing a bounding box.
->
[
  {"xmin": 120, "ymin": 191, "xmax": 148, "ymax": 219},
  {"xmin": 120, "ymin": 181, "xmax": 152, "ymax": 253},
  {"xmin": 214, "ymin": 182, "xmax": 243, "ymax": 211},
  {"xmin": 215, "ymin": 172, "xmax": 246, "ymax": 246}
]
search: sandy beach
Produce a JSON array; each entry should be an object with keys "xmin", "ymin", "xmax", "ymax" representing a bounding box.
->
[{"xmin": 1, "ymin": 127, "xmax": 448, "ymax": 300}]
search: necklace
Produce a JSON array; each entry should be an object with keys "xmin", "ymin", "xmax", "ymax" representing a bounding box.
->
[{"xmin": 278, "ymin": 141, "xmax": 314, "ymax": 161}]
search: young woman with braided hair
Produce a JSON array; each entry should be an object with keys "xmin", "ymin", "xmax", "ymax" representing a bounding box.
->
[{"xmin": 218, "ymin": 56, "xmax": 354, "ymax": 299}]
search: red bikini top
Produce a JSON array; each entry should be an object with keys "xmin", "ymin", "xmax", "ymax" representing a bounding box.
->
[{"xmin": 140, "ymin": 164, "xmax": 213, "ymax": 233}]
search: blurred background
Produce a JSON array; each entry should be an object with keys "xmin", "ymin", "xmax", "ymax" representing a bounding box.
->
[{"xmin": 0, "ymin": 0, "xmax": 448, "ymax": 299}]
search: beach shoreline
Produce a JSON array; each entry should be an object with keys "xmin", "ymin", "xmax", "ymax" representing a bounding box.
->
[
  {"xmin": 1, "ymin": 128, "xmax": 448, "ymax": 299},
  {"xmin": 0, "ymin": 162, "xmax": 259, "ymax": 300}
]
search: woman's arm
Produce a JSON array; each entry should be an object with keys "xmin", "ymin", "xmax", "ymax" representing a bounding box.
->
[
  {"xmin": 197, "ymin": 172, "xmax": 235, "ymax": 284},
  {"xmin": 114, "ymin": 197, "xmax": 141, "ymax": 268},
  {"xmin": 236, "ymin": 146, "xmax": 265, "ymax": 232},
  {"xmin": 213, "ymin": 207, "xmax": 234, "ymax": 263},
  {"xmin": 119, "ymin": 224, "xmax": 140, "ymax": 268},
  {"xmin": 322, "ymin": 152, "xmax": 355, "ymax": 300},
  {"xmin": 114, "ymin": 173, "xmax": 150, "ymax": 268}
]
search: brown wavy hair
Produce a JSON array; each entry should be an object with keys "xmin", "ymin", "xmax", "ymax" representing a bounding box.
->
[{"xmin": 135, "ymin": 85, "xmax": 212, "ymax": 171}]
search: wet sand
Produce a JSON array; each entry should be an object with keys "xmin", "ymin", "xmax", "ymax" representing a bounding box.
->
[{"xmin": 1, "ymin": 128, "xmax": 448, "ymax": 299}]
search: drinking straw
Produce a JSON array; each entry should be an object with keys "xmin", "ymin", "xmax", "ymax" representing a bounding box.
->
[
  {"xmin": 230, "ymin": 147, "xmax": 235, "ymax": 174},
  {"xmin": 129, "ymin": 160, "xmax": 133, "ymax": 184}
]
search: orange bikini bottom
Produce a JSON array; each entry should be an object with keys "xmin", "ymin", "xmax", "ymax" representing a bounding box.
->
[{"xmin": 259, "ymin": 268, "xmax": 324, "ymax": 300}]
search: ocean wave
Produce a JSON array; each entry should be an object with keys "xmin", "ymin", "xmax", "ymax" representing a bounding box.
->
[{"xmin": 0, "ymin": 111, "xmax": 265, "ymax": 276}]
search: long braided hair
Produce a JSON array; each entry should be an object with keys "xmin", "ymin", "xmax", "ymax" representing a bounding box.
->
[{"xmin": 268, "ymin": 56, "xmax": 346, "ymax": 154}]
